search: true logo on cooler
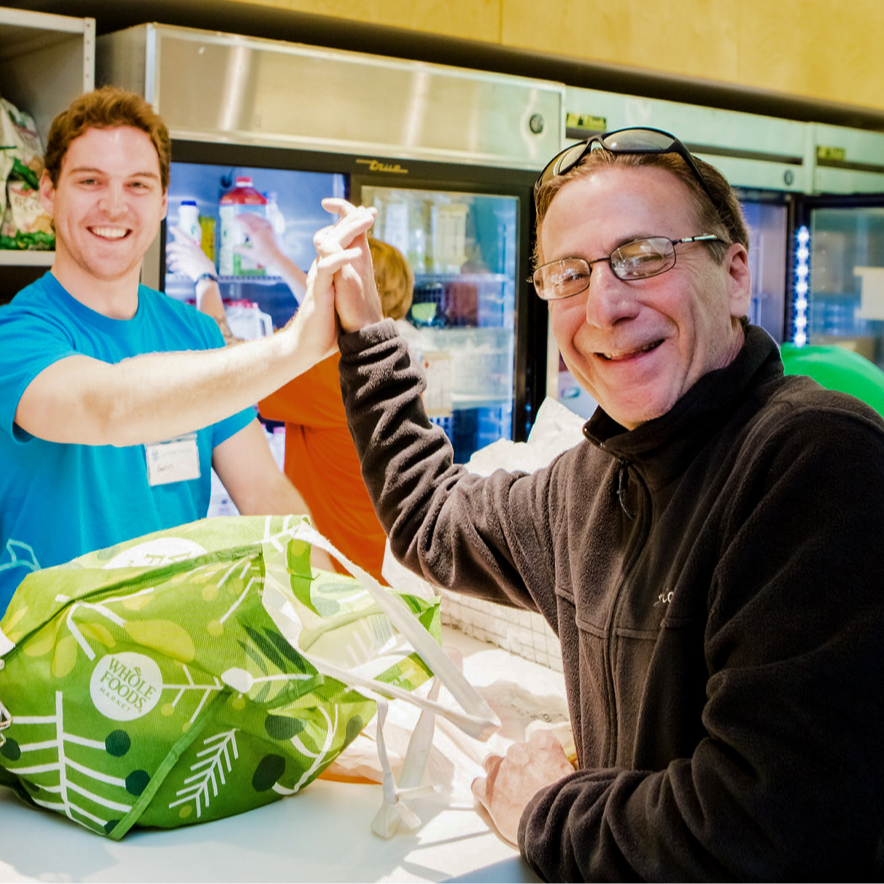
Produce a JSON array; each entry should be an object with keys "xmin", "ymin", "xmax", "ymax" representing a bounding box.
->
[{"xmin": 90, "ymin": 652, "xmax": 163, "ymax": 721}]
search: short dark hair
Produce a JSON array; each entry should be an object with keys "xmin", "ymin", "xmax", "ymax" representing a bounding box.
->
[
  {"xmin": 44, "ymin": 86, "xmax": 171, "ymax": 191},
  {"xmin": 534, "ymin": 147, "xmax": 749, "ymax": 268}
]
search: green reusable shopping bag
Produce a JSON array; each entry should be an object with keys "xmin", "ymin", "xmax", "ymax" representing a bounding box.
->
[{"xmin": 0, "ymin": 515, "xmax": 497, "ymax": 840}]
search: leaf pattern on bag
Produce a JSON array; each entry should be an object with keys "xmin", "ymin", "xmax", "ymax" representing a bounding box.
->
[
  {"xmin": 168, "ymin": 729, "xmax": 239, "ymax": 820},
  {"xmin": 51, "ymin": 634, "xmax": 79, "ymax": 678},
  {"xmin": 161, "ymin": 664, "xmax": 225, "ymax": 727},
  {"xmin": 21, "ymin": 615, "xmax": 63, "ymax": 658},
  {"xmin": 0, "ymin": 690, "xmax": 141, "ymax": 836},
  {"xmin": 124, "ymin": 620, "xmax": 195, "ymax": 663},
  {"xmin": 0, "ymin": 515, "xmax": 441, "ymax": 838},
  {"xmin": 226, "ymin": 626, "xmax": 317, "ymax": 705}
]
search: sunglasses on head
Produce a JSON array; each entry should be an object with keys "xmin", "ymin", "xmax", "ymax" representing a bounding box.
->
[{"xmin": 534, "ymin": 127, "xmax": 717, "ymax": 209}]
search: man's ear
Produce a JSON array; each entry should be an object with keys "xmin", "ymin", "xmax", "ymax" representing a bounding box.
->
[
  {"xmin": 39, "ymin": 169, "xmax": 56, "ymax": 218},
  {"xmin": 725, "ymin": 243, "xmax": 752, "ymax": 320}
]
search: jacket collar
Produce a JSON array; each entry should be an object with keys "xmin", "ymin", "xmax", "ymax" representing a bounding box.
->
[{"xmin": 582, "ymin": 324, "xmax": 785, "ymax": 488}]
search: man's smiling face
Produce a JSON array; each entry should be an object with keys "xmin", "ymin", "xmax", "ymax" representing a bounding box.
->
[
  {"xmin": 540, "ymin": 165, "xmax": 751, "ymax": 430},
  {"xmin": 40, "ymin": 125, "xmax": 168, "ymax": 289}
]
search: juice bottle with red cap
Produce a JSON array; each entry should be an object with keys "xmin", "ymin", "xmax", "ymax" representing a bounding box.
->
[{"xmin": 218, "ymin": 176, "xmax": 267, "ymax": 277}]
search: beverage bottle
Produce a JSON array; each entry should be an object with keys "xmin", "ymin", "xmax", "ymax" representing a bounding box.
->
[
  {"xmin": 177, "ymin": 200, "xmax": 201, "ymax": 243},
  {"xmin": 198, "ymin": 215, "xmax": 216, "ymax": 263},
  {"xmin": 219, "ymin": 177, "xmax": 268, "ymax": 277},
  {"xmin": 264, "ymin": 192, "xmax": 286, "ymax": 239}
]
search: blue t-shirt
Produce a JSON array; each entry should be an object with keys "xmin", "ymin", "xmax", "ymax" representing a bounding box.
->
[{"xmin": 0, "ymin": 272, "xmax": 255, "ymax": 614}]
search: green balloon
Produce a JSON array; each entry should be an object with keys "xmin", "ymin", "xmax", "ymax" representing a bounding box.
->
[{"xmin": 780, "ymin": 343, "xmax": 884, "ymax": 418}]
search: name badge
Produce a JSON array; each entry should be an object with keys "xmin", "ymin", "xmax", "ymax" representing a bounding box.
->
[{"xmin": 145, "ymin": 434, "xmax": 200, "ymax": 487}]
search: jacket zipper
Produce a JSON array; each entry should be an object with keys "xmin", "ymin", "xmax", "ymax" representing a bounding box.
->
[
  {"xmin": 616, "ymin": 457, "xmax": 636, "ymax": 520},
  {"xmin": 603, "ymin": 458, "xmax": 650, "ymax": 766},
  {"xmin": 581, "ymin": 426, "xmax": 649, "ymax": 764}
]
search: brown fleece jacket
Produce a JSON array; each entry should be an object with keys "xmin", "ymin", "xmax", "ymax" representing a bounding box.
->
[{"xmin": 339, "ymin": 321, "xmax": 884, "ymax": 882}]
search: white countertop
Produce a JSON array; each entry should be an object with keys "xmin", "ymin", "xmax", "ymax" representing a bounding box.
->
[{"xmin": 0, "ymin": 628, "xmax": 563, "ymax": 883}]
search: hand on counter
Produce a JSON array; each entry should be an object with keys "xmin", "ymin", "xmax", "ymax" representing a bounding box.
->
[{"xmin": 471, "ymin": 728, "xmax": 574, "ymax": 846}]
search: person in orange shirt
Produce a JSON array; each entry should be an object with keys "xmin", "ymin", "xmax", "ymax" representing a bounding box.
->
[
  {"xmin": 168, "ymin": 214, "xmax": 414, "ymax": 581},
  {"xmin": 258, "ymin": 235, "xmax": 414, "ymax": 581}
]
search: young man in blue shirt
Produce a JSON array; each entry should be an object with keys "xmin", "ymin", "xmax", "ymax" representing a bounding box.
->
[{"xmin": 0, "ymin": 86, "xmax": 367, "ymax": 613}]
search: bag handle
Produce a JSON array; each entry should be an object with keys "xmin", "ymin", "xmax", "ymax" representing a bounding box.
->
[
  {"xmin": 263, "ymin": 520, "xmax": 499, "ymax": 738},
  {"xmin": 262, "ymin": 520, "xmax": 501, "ymax": 836}
]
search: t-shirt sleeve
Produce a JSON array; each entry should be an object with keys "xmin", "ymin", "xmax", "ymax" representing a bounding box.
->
[
  {"xmin": 0, "ymin": 301, "xmax": 78, "ymax": 440},
  {"xmin": 212, "ymin": 403, "xmax": 258, "ymax": 448}
]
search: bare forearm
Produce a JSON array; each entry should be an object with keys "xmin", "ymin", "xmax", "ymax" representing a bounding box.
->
[
  {"xmin": 17, "ymin": 203, "xmax": 373, "ymax": 448},
  {"xmin": 109, "ymin": 334, "xmax": 312, "ymax": 444},
  {"xmin": 18, "ymin": 313, "xmax": 329, "ymax": 447}
]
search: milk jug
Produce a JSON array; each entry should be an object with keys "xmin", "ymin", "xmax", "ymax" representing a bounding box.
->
[{"xmin": 219, "ymin": 177, "xmax": 267, "ymax": 277}]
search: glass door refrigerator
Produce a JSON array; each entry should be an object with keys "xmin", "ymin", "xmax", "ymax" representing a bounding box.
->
[
  {"xmin": 790, "ymin": 194, "xmax": 884, "ymax": 370},
  {"xmin": 155, "ymin": 142, "xmax": 545, "ymax": 470},
  {"xmin": 780, "ymin": 123, "xmax": 884, "ymax": 374},
  {"xmin": 97, "ymin": 22, "xmax": 563, "ymax": 477},
  {"xmin": 354, "ymin": 170, "xmax": 539, "ymax": 463}
]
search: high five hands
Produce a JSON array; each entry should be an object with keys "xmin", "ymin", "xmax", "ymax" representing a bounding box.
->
[{"xmin": 313, "ymin": 198, "xmax": 385, "ymax": 334}]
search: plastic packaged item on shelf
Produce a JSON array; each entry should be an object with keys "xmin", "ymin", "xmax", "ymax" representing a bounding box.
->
[
  {"xmin": 0, "ymin": 97, "xmax": 53, "ymax": 251},
  {"xmin": 0, "ymin": 147, "xmax": 10, "ymax": 222},
  {"xmin": 419, "ymin": 326, "xmax": 513, "ymax": 402},
  {"xmin": 410, "ymin": 281, "xmax": 445, "ymax": 327},
  {"xmin": 218, "ymin": 177, "xmax": 267, "ymax": 277},
  {"xmin": 407, "ymin": 197, "xmax": 428, "ymax": 273},
  {"xmin": 442, "ymin": 279, "xmax": 478, "ymax": 326},
  {"xmin": 431, "ymin": 202, "xmax": 469, "ymax": 274},
  {"xmin": 386, "ymin": 201, "xmax": 410, "ymax": 257},
  {"xmin": 1, "ymin": 180, "xmax": 53, "ymax": 250},
  {"xmin": 420, "ymin": 349, "xmax": 454, "ymax": 418}
]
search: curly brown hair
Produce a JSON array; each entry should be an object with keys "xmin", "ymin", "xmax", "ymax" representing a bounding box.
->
[{"xmin": 43, "ymin": 86, "xmax": 171, "ymax": 191}]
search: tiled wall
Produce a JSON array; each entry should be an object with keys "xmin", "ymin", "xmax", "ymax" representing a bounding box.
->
[{"xmin": 438, "ymin": 589, "xmax": 563, "ymax": 672}]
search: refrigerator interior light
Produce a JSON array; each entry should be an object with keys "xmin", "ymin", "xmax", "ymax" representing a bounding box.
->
[{"xmin": 792, "ymin": 225, "xmax": 811, "ymax": 346}]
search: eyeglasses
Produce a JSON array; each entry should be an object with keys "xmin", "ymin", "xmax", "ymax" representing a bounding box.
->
[
  {"xmin": 532, "ymin": 234, "xmax": 727, "ymax": 301},
  {"xmin": 534, "ymin": 127, "xmax": 717, "ymax": 209}
]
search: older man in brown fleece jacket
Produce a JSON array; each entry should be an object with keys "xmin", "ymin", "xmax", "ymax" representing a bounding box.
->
[{"xmin": 311, "ymin": 129, "xmax": 884, "ymax": 882}]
